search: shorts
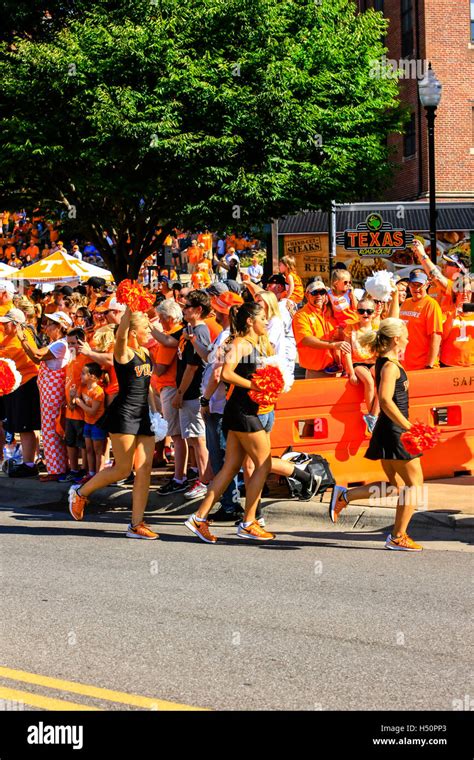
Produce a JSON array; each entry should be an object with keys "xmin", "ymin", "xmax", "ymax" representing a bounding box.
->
[
  {"xmin": 353, "ymin": 363, "xmax": 375, "ymax": 371},
  {"xmin": 160, "ymin": 386, "xmax": 181, "ymax": 437},
  {"xmin": 258, "ymin": 410, "xmax": 275, "ymax": 433},
  {"xmin": 65, "ymin": 418, "xmax": 85, "ymax": 449},
  {"xmin": 83, "ymin": 422, "xmax": 108, "ymax": 441},
  {"xmin": 179, "ymin": 398, "xmax": 206, "ymax": 439}
]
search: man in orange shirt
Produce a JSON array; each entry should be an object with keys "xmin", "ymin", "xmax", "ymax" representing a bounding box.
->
[
  {"xmin": 4, "ymin": 242, "xmax": 16, "ymax": 262},
  {"xmin": 411, "ymin": 239, "xmax": 467, "ymax": 312},
  {"xmin": 0, "ymin": 307, "xmax": 40, "ymax": 476},
  {"xmin": 399, "ymin": 271, "xmax": 443, "ymax": 370},
  {"xmin": 185, "ymin": 241, "xmax": 202, "ymax": 274},
  {"xmin": 292, "ymin": 280, "xmax": 350, "ymax": 378},
  {"xmin": 25, "ymin": 240, "xmax": 40, "ymax": 260}
]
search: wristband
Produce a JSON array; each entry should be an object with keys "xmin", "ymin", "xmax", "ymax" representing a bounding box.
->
[{"xmin": 200, "ymin": 396, "xmax": 210, "ymax": 406}]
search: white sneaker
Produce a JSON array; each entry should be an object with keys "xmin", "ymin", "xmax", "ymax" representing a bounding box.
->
[{"xmin": 184, "ymin": 480, "xmax": 208, "ymax": 500}]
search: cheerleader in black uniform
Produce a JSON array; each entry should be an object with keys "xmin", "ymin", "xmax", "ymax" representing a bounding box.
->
[
  {"xmin": 329, "ymin": 318, "xmax": 425, "ymax": 552},
  {"xmin": 68, "ymin": 306, "xmax": 158, "ymax": 540},
  {"xmin": 185, "ymin": 302, "xmax": 277, "ymax": 543}
]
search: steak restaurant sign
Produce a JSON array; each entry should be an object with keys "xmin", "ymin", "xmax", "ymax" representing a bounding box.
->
[{"xmin": 336, "ymin": 213, "xmax": 414, "ymax": 257}]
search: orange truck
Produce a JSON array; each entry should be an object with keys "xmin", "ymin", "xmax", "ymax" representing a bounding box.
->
[{"xmin": 270, "ymin": 366, "xmax": 474, "ymax": 486}]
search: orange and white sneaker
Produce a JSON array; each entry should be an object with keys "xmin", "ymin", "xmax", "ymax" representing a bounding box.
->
[
  {"xmin": 68, "ymin": 484, "xmax": 88, "ymax": 521},
  {"xmin": 329, "ymin": 485, "xmax": 348, "ymax": 524},
  {"xmin": 385, "ymin": 533, "xmax": 423, "ymax": 552},
  {"xmin": 236, "ymin": 521, "xmax": 275, "ymax": 541},
  {"xmin": 184, "ymin": 514, "xmax": 218, "ymax": 544},
  {"xmin": 126, "ymin": 522, "xmax": 159, "ymax": 540}
]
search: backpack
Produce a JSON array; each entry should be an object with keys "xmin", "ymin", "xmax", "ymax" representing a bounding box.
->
[{"xmin": 281, "ymin": 447, "xmax": 336, "ymax": 502}]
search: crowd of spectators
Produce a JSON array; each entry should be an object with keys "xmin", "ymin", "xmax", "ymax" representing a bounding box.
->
[{"xmin": 0, "ymin": 228, "xmax": 471, "ymax": 524}]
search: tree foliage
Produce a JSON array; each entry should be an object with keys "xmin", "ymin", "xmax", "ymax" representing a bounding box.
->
[{"xmin": 0, "ymin": 0, "xmax": 406, "ymax": 280}]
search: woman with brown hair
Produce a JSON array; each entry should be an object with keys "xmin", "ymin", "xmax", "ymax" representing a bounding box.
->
[
  {"xmin": 16, "ymin": 311, "xmax": 72, "ymax": 479},
  {"xmin": 68, "ymin": 307, "xmax": 158, "ymax": 540}
]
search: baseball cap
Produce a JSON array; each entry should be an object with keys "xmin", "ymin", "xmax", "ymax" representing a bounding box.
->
[
  {"xmin": 53, "ymin": 285, "xmax": 74, "ymax": 297},
  {"xmin": 46, "ymin": 311, "xmax": 73, "ymax": 328},
  {"xmin": 157, "ymin": 275, "xmax": 171, "ymax": 284},
  {"xmin": 84, "ymin": 277, "xmax": 106, "ymax": 289},
  {"xmin": 0, "ymin": 308, "xmax": 26, "ymax": 324},
  {"xmin": 0, "ymin": 280, "xmax": 16, "ymax": 297},
  {"xmin": 101, "ymin": 296, "xmax": 125, "ymax": 313},
  {"xmin": 207, "ymin": 282, "xmax": 228, "ymax": 296},
  {"xmin": 226, "ymin": 280, "xmax": 243, "ymax": 295},
  {"xmin": 409, "ymin": 270, "xmax": 428, "ymax": 285},
  {"xmin": 266, "ymin": 274, "xmax": 287, "ymax": 289},
  {"xmin": 211, "ymin": 291, "xmax": 244, "ymax": 314},
  {"xmin": 306, "ymin": 279, "xmax": 328, "ymax": 294},
  {"xmin": 442, "ymin": 252, "xmax": 468, "ymax": 272}
]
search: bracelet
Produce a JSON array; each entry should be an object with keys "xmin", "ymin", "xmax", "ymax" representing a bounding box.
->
[{"xmin": 200, "ymin": 397, "xmax": 210, "ymax": 406}]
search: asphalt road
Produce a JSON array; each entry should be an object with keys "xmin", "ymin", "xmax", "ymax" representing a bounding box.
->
[{"xmin": 0, "ymin": 505, "xmax": 472, "ymax": 711}]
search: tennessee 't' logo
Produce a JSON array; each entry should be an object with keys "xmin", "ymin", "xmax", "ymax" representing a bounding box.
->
[{"xmin": 134, "ymin": 364, "xmax": 152, "ymax": 378}]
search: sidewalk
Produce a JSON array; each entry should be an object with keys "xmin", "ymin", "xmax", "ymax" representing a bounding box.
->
[{"xmin": 0, "ymin": 470, "xmax": 472, "ymax": 537}]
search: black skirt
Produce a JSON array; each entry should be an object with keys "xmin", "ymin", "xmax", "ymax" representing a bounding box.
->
[
  {"xmin": 3, "ymin": 376, "xmax": 41, "ymax": 434},
  {"xmin": 97, "ymin": 398, "xmax": 153, "ymax": 437},
  {"xmin": 365, "ymin": 416, "xmax": 421, "ymax": 462}
]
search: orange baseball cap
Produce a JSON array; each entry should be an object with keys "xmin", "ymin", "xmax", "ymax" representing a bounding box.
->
[{"xmin": 211, "ymin": 291, "xmax": 244, "ymax": 314}]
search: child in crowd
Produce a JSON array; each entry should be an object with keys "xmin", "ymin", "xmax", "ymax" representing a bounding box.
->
[
  {"xmin": 325, "ymin": 269, "xmax": 358, "ymax": 373},
  {"xmin": 343, "ymin": 296, "xmax": 379, "ymax": 435},
  {"xmin": 74, "ymin": 362, "xmax": 107, "ymax": 482},
  {"xmin": 278, "ymin": 256, "xmax": 304, "ymax": 304}
]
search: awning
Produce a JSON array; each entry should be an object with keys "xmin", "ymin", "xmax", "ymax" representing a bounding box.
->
[
  {"xmin": 5, "ymin": 250, "xmax": 113, "ymax": 283},
  {"xmin": 278, "ymin": 202, "xmax": 474, "ymax": 235}
]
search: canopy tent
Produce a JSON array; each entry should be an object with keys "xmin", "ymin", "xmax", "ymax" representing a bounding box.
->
[
  {"xmin": 0, "ymin": 262, "xmax": 18, "ymax": 277},
  {"xmin": 5, "ymin": 250, "xmax": 114, "ymax": 283}
]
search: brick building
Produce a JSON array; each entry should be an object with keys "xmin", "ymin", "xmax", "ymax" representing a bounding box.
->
[{"xmin": 358, "ymin": 0, "xmax": 474, "ymax": 202}]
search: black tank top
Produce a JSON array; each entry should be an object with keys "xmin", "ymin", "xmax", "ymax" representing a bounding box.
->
[
  {"xmin": 375, "ymin": 356, "xmax": 409, "ymax": 418},
  {"xmin": 113, "ymin": 349, "xmax": 152, "ymax": 421},
  {"xmin": 226, "ymin": 342, "xmax": 261, "ymax": 416}
]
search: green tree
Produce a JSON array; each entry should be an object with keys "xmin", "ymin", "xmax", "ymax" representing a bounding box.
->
[{"xmin": 0, "ymin": 0, "xmax": 406, "ymax": 281}]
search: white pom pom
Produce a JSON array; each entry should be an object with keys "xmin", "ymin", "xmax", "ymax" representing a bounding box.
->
[
  {"xmin": 364, "ymin": 270, "xmax": 396, "ymax": 303},
  {"xmin": 259, "ymin": 355, "xmax": 294, "ymax": 394},
  {"xmin": 149, "ymin": 410, "xmax": 168, "ymax": 441}
]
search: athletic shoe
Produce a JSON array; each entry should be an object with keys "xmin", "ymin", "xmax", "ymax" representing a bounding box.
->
[
  {"xmin": 184, "ymin": 514, "xmax": 218, "ymax": 544},
  {"xmin": 323, "ymin": 363, "xmax": 342, "ymax": 375},
  {"xmin": 8, "ymin": 462, "xmax": 39, "ymax": 478},
  {"xmin": 385, "ymin": 533, "xmax": 423, "ymax": 552},
  {"xmin": 77, "ymin": 473, "xmax": 94, "ymax": 486},
  {"xmin": 116, "ymin": 472, "xmax": 135, "ymax": 487},
  {"xmin": 186, "ymin": 467, "xmax": 199, "ymax": 482},
  {"xmin": 298, "ymin": 472, "xmax": 322, "ymax": 502},
  {"xmin": 363, "ymin": 414, "xmax": 378, "ymax": 436},
  {"xmin": 68, "ymin": 484, "xmax": 88, "ymax": 521},
  {"xmin": 157, "ymin": 477, "xmax": 189, "ymax": 495},
  {"xmin": 329, "ymin": 485, "xmax": 348, "ymax": 524},
  {"xmin": 58, "ymin": 470, "xmax": 80, "ymax": 483},
  {"xmin": 126, "ymin": 522, "xmax": 159, "ymax": 540},
  {"xmin": 184, "ymin": 480, "xmax": 208, "ymax": 500},
  {"xmin": 236, "ymin": 521, "xmax": 275, "ymax": 541}
]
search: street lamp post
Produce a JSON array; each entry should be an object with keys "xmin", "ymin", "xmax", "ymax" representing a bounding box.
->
[{"xmin": 418, "ymin": 63, "xmax": 442, "ymax": 265}]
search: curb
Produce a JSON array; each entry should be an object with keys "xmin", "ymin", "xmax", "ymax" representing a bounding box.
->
[{"xmin": 1, "ymin": 476, "xmax": 473, "ymax": 539}]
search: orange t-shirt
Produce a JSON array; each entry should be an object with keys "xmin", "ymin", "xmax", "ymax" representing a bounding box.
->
[
  {"xmin": 327, "ymin": 291, "xmax": 358, "ymax": 327},
  {"xmin": 81, "ymin": 383, "xmax": 105, "ymax": 425},
  {"xmin": 150, "ymin": 325, "xmax": 182, "ymax": 393},
  {"xmin": 292, "ymin": 304, "xmax": 337, "ymax": 371},
  {"xmin": 428, "ymin": 278, "xmax": 454, "ymax": 313},
  {"xmin": 287, "ymin": 273, "xmax": 305, "ymax": 304},
  {"xmin": 65, "ymin": 355, "xmax": 89, "ymax": 420},
  {"xmin": 0, "ymin": 331, "xmax": 39, "ymax": 386},
  {"xmin": 204, "ymin": 316, "xmax": 222, "ymax": 342},
  {"xmin": 187, "ymin": 244, "xmax": 201, "ymax": 265},
  {"xmin": 344, "ymin": 323, "xmax": 376, "ymax": 364},
  {"xmin": 4, "ymin": 245, "xmax": 15, "ymax": 261},
  {"xmin": 399, "ymin": 295, "xmax": 443, "ymax": 370},
  {"xmin": 440, "ymin": 309, "xmax": 474, "ymax": 367},
  {"xmin": 191, "ymin": 271, "xmax": 212, "ymax": 290}
]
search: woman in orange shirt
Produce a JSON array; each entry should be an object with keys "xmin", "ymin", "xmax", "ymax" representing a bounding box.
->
[
  {"xmin": 279, "ymin": 256, "xmax": 304, "ymax": 304},
  {"xmin": 440, "ymin": 275, "xmax": 474, "ymax": 368}
]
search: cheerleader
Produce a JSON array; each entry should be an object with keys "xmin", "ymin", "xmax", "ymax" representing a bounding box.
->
[
  {"xmin": 329, "ymin": 319, "xmax": 425, "ymax": 552},
  {"xmin": 68, "ymin": 306, "xmax": 158, "ymax": 539}
]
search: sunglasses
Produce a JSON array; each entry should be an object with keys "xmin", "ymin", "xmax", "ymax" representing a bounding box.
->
[
  {"xmin": 357, "ymin": 308, "xmax": 374, "ymax": 315},
  {"xmin": 308, "ymin": 289, "xmax": 327, "ymax": 296},
  {"xmin": 373, "ymin": 300, "xmax": 382, "ymax": 304}
]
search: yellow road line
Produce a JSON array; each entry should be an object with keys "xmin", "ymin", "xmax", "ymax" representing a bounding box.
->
[
  {"xmin": 0, "ymin": 685, "xmax": 99, "ymax": 711},
  {"xmin": 0, "ymin": 666, "xmax": 206, "ymax": 711}
]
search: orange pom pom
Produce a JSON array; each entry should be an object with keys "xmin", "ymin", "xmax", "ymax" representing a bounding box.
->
[
  {"xmin": 116, "ymin": 280, "xmax": 155, "ymax": 312},
  {"xmin": 249, "ymin": 364, "xmax": 285, "ymax": 406},
  {"xmin": 401, "ymin": 421, "xmax": 441, "ymax": 455}
]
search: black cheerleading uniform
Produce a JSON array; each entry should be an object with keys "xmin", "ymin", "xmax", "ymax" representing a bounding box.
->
[
  {"xmin": 365, "ymin": 356, "xmax": 419, "ymax": 461},
  {"xmin": 97, "ymin": 349, "xmax": 153, "ymax": 436},
  {"xmin": 222, "ymin": 342, "xmax": 264, "ymax": 434}
]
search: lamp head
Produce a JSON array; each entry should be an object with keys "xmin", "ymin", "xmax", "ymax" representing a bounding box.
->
[{"xmin": 418, "ymin": 63, "xmax": 442, "ymax": 108}]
